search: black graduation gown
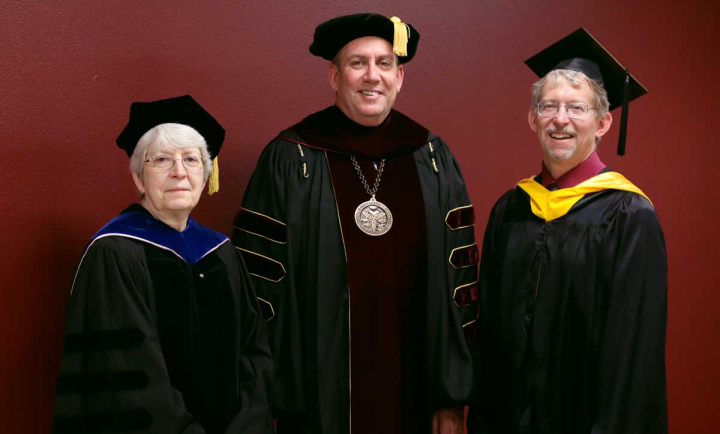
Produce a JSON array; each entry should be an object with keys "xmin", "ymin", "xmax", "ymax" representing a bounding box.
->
[
  {"xmin": 232, "ymin": 107, "xmax": 479, "ymax": 434},
  {"xmin": 52, "ymin": 204, "xmax": 273, "ymax": 434},
  {"xmin": 469, "ymin": 177, "xmax": 668, "ymax": 434}
]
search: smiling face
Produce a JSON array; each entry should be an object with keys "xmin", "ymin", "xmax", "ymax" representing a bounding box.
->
[
  {"xmin": 329, "ymin": 36, "xmax": 404, "ymax": 126},
  {"xmin": 529, "ymin": 76, "xmax": 612, "ymax": 166},
  {"xmin": 132, "ymin": 146, "xmax": 206, "ymax": 226}
]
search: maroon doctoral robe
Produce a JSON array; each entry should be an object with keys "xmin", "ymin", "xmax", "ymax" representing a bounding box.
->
[{"xmin": 292, "ymin": 106, "xmax": 431, "ymax": 433}]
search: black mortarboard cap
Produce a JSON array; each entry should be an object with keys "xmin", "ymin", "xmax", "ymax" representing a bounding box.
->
[
  {"xmin": 116, "ymin": 95, "xmax": 225, "ymax": 159},
  {"xmin": 310, "ymin": 13, "xmax": 420, "ymax": 64},
  {"xmin": 525, "ymin": 28, "xmax": 648, "ymax": 155}
]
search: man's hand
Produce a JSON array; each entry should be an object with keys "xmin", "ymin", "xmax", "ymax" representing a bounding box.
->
[{"xmin": 432, "ymin": 407, "xmax": 465, "ymax": 434}]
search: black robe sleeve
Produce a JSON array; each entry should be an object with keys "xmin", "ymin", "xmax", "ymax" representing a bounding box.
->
[
  {"xmin": 53, "ymin": 237, "xmax": 206, "ymax": 433},
  {"xmin": 232, "ymin": 136, "xmax": 308, "ymax": 416},
  {"xmin": 418, "ymin": 136, "xmax": 480, "ymax": 408},
  {"xmin": 593, "ymin": 195, "xmax": 668, "ymax": 433}
]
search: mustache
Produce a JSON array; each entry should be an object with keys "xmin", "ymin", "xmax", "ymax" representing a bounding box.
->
[{"xmin": 545, "ymin": 125, "xmax": 577, "ymax": 135}]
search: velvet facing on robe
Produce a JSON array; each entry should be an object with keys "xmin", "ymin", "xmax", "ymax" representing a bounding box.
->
[
  {"xmin": 445, "ymin": 205, "xmax": 475, "ymax": 230},
  {"xmin": 449, "ymin": 243, "xmax": 480, "ymax": 269},
  {"xmin": 454, "ymin": 279, "xmax": 480, "ymax": 307}
]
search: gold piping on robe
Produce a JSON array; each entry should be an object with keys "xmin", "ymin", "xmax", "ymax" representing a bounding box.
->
[
  {"xmin": 297, "ymin": 144, "xmax": 309, "ymax": 178},
  {"xmin": 449, "ymin": 243, "xmax": 479, "ymax": 269},
  {"xmin": 237, "ymin": 207, "xmax": 286, "ymax": 226},
  {"xmin": 453, "ymin": 280, "xmax": 479, "ymax": 307},
  {"xmin": 256, "ymin": 297, "xmax": 276, "ymax": 321},
  {"xmin": 324, "ymin": 149, "xmax": 351, "ymax": 430},
  {"xmin": 324, "ymin": 151, "xmax": 348, "ymax": 263},
  {"xmin": 428, "ymin": 141, "xmax": 439, "ymax": 173},
  {"xmin": 234, "ymin": 225, "xmax": 287, "ymax": 245},
  {"xmin": 235, "ymin": 247, "xmax": 287, "ymax": 282},
  {"xmin": 445, "ymin": 205, "xmax": 475, "ymax": 230},
  {"xmin": 462, "ymin": 317, "xmax": 479, "ymax": 344},
  {"xmin": 233, "ymin": 207, "xmax": 287, "ymax": 244}
]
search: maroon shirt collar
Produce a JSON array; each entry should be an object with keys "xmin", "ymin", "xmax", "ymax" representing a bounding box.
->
[{"xmin": 540, "ymin": 151, "xmax": 606, "ymax": 189}]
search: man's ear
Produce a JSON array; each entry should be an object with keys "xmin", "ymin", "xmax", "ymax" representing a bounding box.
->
[
  {"xmin": 595, "ymin": 111, "xmax": 613, "ymax": 140},
  {"xmin": 396, "ymin": 64, "xmax": 404, "ymax": 93},
  {"xmin": 528, "ymin": 108, "xmax": 538, "ymax": 133},
  {"xmin": 329, "ymin": 62, "xmax": 339, "ymax": 91}
]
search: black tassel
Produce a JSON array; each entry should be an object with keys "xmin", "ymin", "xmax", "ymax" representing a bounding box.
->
[{"xmin": 617, "ymin": 69, "xmax": 630, "ymax": 156}]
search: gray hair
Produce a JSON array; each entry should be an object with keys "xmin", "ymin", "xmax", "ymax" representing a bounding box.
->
[
  {"xmin": 129, "ymin": 123, "xmax": 213, "ymax": 180},
  {"xmin": 531, "ymin": 69, "xmax": 610, "ymax": 118}
]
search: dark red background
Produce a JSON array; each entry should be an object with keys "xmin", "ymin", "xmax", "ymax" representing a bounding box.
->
[{"xmin": 2, "ymin": 1, "xmax": 717, "ymax": 432}]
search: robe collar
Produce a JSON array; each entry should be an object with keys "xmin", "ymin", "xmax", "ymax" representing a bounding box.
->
[
  {"xmin": 89, "ymin": 203, "xmax": 228, "ymax": 264},
  {"xmin": 287, "ymin": 105, "xmax": 429, "ymax": 159},
  {"xmin": 540, "ymin": 151, "xmax": 607, "ymax": 189}
]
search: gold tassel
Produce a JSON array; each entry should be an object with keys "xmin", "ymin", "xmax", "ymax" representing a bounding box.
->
[
  {"xmin": 389, "ymin": 16, "xmax": 410, "ymax": 57},
  {"xmin": 208, "ymin": 157, "xmax": 220, "ymax": 195}
]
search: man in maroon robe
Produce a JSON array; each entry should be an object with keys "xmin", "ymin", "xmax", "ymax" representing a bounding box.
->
[{"xmin": 233, "ymin": 13, "xmax": 479, "ymax": 434}]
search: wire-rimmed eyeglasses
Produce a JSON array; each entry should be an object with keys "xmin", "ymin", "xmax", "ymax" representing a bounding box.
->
[
  {"xmin": 144, "ymin": 154, "xmax": 205, "ymax": 171},
  {"xmin": 536, "ymin": 102, "xmax": 598, "ymax": 119}
]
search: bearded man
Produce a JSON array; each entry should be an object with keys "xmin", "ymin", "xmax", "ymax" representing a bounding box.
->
[{"xmin": 469, "ymin": 28, "xmax": 668, "ymax": 434}]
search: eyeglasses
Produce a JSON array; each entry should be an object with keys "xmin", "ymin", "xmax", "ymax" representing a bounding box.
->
[
  {"xmin": 144, "ymin": 154, "xmax": 205, "ymax": 171},
  {"xmin": 536, "ymin": 102, "xmax": 598, "ymax": 119}
]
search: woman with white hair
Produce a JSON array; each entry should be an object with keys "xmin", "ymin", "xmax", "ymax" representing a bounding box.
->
[{"xmin": 52, "ymin": 95, "xmax": 273, "ymax": 434}]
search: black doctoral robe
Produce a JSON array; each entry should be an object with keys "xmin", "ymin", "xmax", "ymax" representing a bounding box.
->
[
  {"xmin": 468, "ymin": 173, "xmax": 668, "ymax": 434},
  {"xmin": 52, "ymin": 204, "xmax": 273, "ymax": 434},
  {"xmin": 232, "ymin": 107, "xmax": 479, "ymax": 434}
]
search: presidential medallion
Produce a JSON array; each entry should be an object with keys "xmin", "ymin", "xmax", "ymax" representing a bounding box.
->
[
  {"xmin": 350, "ymin": 156, "xmax": 392, "ymax": 236},
  {"xmin": 355, "ymin": 198, "xmax": 393, "ymax": 236}
]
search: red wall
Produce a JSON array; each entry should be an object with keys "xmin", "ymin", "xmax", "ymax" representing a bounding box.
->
[{"xmin": 2, "ymin": 1, "xmax": 717, "ymax": 432}]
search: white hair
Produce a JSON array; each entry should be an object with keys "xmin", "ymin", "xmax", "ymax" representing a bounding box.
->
[{"xmin": 129, "ymin": 123, "xmax": 212, "ymax": 180}]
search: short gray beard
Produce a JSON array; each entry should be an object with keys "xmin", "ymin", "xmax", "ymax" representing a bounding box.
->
[
  {"xmin": 543, "ymin": 126, "xmax": 578, "ymax": 161},
  {"xmin": 543, "ymin": 141, "xmax": 577, "ymax": 161}
]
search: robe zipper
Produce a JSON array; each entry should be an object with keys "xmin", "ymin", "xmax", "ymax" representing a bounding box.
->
[{"xmin": 533, "ymin": 223, "xmax": 549, "ymax": 302}]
